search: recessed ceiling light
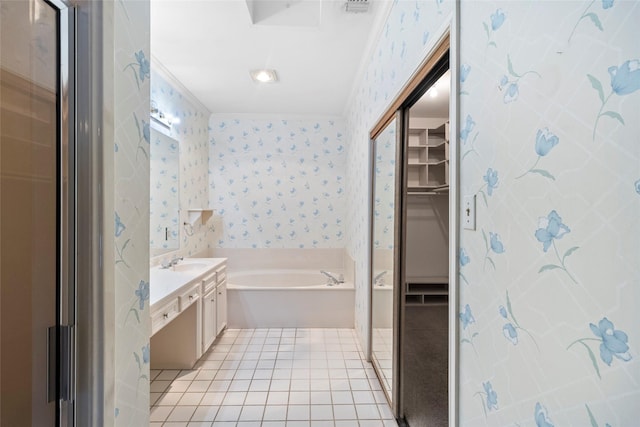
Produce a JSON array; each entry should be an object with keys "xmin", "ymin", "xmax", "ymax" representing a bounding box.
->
[
  {"xmin": 250, "ymin": 69, "xmax": 278, "ymax": 83},
  {"xmin": 429, "ymin": 88, "xmax": 438, "ymax": 98}
]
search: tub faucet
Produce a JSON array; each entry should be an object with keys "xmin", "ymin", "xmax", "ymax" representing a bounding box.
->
[
  {"xmin": 320, "ymin": 270, "xmax": 344, "ymax": 285},
  {"xmin": 374, "ymin": 270, "xmax": 387, "ymax": 286}
]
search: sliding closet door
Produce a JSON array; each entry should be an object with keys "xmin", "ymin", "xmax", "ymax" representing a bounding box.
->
[
  {"xmin": 399, "ymin": 56, "xmax": 450, "ymax": 427},
  {"xmin": 370, "ymin": 115, "xmax": 401, "ymax": 411}
]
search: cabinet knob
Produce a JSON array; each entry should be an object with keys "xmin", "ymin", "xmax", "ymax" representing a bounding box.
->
[
  {"xmin": 218, "ymin": 291, "xmax": 222, "ymax": 295},
  {"xmin": 211, "ymin": 298, "xmax": 215, "ymax": 302},
  {"xmin": 163, "ymin": 313, "xmax": 168, "ymax": 319},
  {"xmin": 189, "ymin": 295, "xmax": 194, "ymax": 300}
]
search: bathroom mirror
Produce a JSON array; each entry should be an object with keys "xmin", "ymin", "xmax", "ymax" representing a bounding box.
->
[
  {"xmin": 150, "ymin": 127, "xmax": 180, "ymax": 255},
  {"xmin": 370, "ymin": 117, "xmax": 398, "ymax": 405}
]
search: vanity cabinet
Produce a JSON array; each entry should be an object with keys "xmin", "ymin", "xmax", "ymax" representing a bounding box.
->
[
  {"xmin": 201, "ymin": 263, "xmax": 227, "ymax": 353},
  {"xmin": 150, "ymin": 297, "xmax": 180, "ymax": 336},
  {"xmin": 201, "ymin": 271, "xmax": 218, "ymax": 354},
  {"xmin": 215, "ymin": 264, "xmax": 227, "ymax": 336},
  {"xmin": 150, "ymin": 258, "xmax": 227, "ymax": 369}
]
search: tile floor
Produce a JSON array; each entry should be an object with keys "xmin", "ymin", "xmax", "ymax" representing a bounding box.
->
[{"xmin": 150, "ymin": 328, "xmax": 398, "ymax": 427}]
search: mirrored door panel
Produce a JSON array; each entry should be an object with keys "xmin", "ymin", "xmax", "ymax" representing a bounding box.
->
[{"xmin": 370, "ymin": 117, "xmax": 398, "ymax": 404}]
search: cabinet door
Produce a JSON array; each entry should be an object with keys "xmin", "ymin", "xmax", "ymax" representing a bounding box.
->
[
  {"xmin": 202, "ymin": 288, "xmax": 217, "ymax": 354},
  {"xmin": 216, "ymin": 282, "xmax": 227, "ymax": 335}
]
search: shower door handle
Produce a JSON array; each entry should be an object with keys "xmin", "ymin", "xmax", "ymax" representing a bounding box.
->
[{"xmin": 48, "ymin": 325, "xmax": 74, "ymax": 403}]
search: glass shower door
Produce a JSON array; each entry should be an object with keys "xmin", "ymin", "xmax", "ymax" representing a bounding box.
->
[{"xmin": 1, "ymin": 0, "xmax": 74, "ymax": 425}]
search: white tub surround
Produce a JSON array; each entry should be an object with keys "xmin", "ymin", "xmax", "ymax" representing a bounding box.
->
[
  {"xmin": 227, "ymin": 279, "xmax": 354, "ymax": 328},
  {"xmin": 150, "ymin": 258, "xmax": 227, "ymax": 369},
  {"xmin": 209, "ymin": 249, "xmax": 356, "ymax": 328}
]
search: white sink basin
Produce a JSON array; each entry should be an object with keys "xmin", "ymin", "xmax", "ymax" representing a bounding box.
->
[{"xmin": 171, "ymin": 262, "xmax": 210, "ymax": 273}]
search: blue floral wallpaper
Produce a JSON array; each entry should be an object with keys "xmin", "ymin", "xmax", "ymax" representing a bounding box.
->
[
  {"xmin": 150, "ymin": 68, "xmax": 212, "ymax": 259},
  {"xmin": 345, "ymin": 0, "xmax": 454, "ymax": 355},
  {"xmin": 457, "ymin": 0, "xmax": 639, "ymax": 425},
  {"xmin": 344, "ymin": 0, "xmax": 639, "ymax": 424},
  {"xmin": 111, "ymin": 0, "xmax": 151, "ymax": 425},
  {"xmin": 209, "ymin": 116, "xmax": 346, "ymax": 248}
]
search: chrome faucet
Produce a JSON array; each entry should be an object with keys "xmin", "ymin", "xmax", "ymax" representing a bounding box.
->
[
  {"xmin": 373, "ymin": 270, "xmax": 387, "ymax": 286},
  {"xmin": 320, "ymin": 270, "xmax": 344, "ymax": 285},
  {"xmin": 160, "ymin": 255, "xmax": 183, "ymax": 269}
]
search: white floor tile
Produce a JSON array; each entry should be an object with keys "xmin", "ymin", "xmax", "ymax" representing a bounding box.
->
[
  {"xmin": 215, "ymin": 405, "xmax": 242, "ymax": 421},
  {"xmin": 222, "ymin": 391, "xmax": 247, "ymax": 405},
  {"xmin": 331, "ymin": 391, "xmax": 353, "ymax": 405},
  {"xmin": 352, "ymin": 390, "xmax": 375, "ymax": 404},
  {"xmin": 154, "ymin": 392, "xmax": 183, "ymax": 406},
  {"xmin": 177, "ymin": 392, "xmax": 204, "ymax": 406},
  {"xmin": 310, "ymin": 391, "xmax": 332, "ymax": 405},
  {"xmin": 332, "ymin": 404, "xmax": 357, "ymax": 420},
  {"xmin": 187, "ymin": 381, "xmax": 211, "ymax": 393},
  {"xmin": 355, "ymin": 404, "xmax": 380, "ymax": 420},
  {"xmin": 290, "ymin": 379, "xmax": 310, "ymax": 391},
  {"xmin": 235, "ymin": 369, "xmax": 255, "ymax": 380},
  {"xmin": 166, "ymin": 405, "xmax": 197, "ymax": 422},
  {"xmin": 263, "ymin": 404, "xmax": 288, "ymax": 420},
  {"xmin": 287, "ymin": 405, "xmax": 310, "ymax": 420},
  {"xmin": 150, "ymin": 328, "xmax": 396, "ymax": 426},
  {"xmin": 310, "ymin": 379, "xmax": 331, "ymax": 391},
  {"xmin": 249, "ymin": 379, "xmax": 271, "ymax": 391},
  {"xmin": 211, "ymin": 421, "xmax": 237, "ymax": 426},
  {"xmin": 238, "ymin": 404, "xmax": 265, "ymax": 421},
  {"xmin": 194, "ymin": 369, "xmax": 217, "ymax": 381},
  {"xmin": 270, "ymin": 379, "xmax": 291, "ymax": 391},
  {"xmin": 208, "ymin": 380, "xmax": 231, "ymax": 392},
  {"xmin": 310, "ymin": 404, "xmax": 333, "ymax": 420},
  {"xmin": 150, "ymin": 380, "xmax": 172, "ymax": 393},
  {"xmin": 201, "ymin": 391, "xmax": 226, "ymax": 406},
  {"xmin": 156, "ymin": 370, "xmax": 181, "ymax": 381},
  {"xmin": 191, "ymin": 405, "xmax": 219, "ymax": 421},
  {"xmin": 214, "ymin": 370, "xmax": 236, "ymax": 381},
  {"xmin": 229, "ymin": 379, "xmax": 251, "ymax": 392},
  {"xmin": 149, "ymin": 405, "xmax": 172, "ymax": 422},
  {"xmin": 244, "ymin": 391, "xmax": 268, "ymax": 405},
  {"xmin": 267, "ymin": 391, "xmax": 290, "ymax": 405},
  {"xmin": 177, "ymin": 370, "xmax": 200, "ymax": 381}
]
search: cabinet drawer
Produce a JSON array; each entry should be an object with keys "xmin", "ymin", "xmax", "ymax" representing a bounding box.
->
[
  {"xmin": 203, "ymin": 271, "xmax": 217, "ymax": 294},
  {"xmin": 151, "ymin": 297, "xmax": 180, "ymax": 336},
  {"xmin": 215, "ymin": 265, "xmax": 227, "ymax": 285},
  {"xmin": 179, "ymin": 282, "xmax": 201, "ymax": 311}
]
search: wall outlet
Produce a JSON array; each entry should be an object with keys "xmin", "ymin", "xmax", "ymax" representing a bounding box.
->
[{"xmin": 463, "ymin": 195, "xmax": 476, "ymax": 230}]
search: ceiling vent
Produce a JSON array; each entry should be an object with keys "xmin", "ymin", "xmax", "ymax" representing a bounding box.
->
[{"xmin": 345, "ymin": 0, "xmax": 369, "ymax": 13}]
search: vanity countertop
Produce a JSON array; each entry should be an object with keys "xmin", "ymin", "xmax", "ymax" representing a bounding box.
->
[{"xmin": 150, "ymin": 257, "xmax": 227, "ymax": 307}]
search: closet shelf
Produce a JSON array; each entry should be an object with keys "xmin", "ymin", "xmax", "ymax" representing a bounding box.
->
[{"xmin": 407, "ymin": 121, "xmax": 450, "ymax": 191}]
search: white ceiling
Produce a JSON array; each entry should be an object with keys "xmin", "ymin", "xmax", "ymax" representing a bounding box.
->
[{"xmin": 151, "ymin": 0, "xmax": 388, "ymax": 116}]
